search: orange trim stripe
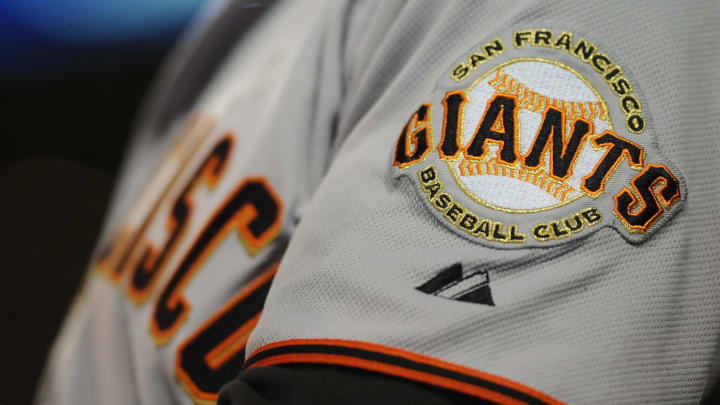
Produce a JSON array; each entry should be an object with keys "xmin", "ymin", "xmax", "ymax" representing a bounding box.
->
[
  {"xmin": 252, "ymin": 353, "xmax": 525, "ymax": 405},
  {"xmin": 245, "ymin": 339, "xmax": 563, "ymax": 405}
]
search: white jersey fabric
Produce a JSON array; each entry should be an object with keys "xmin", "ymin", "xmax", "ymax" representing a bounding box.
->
[{"xmin": 40, "ymin": 1, "xmax": 720, "ymax": 404}]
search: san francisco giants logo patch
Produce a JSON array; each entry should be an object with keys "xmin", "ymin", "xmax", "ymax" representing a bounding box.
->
[{"xmin": 391, "ymin": 29, "xmax": 686, "ymax": 248}]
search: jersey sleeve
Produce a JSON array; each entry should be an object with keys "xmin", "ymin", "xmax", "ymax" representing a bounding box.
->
[{"xmin": 235, "ymin": 1, "xmax": 720, "ymax": 404}]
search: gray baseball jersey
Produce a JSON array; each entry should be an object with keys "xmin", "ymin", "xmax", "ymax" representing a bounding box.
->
[{"xmin": 38, "ymin": 1, "xmax": 720, "ymax": 404}]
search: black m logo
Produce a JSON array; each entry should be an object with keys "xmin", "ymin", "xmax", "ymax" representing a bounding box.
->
[{"xmin": 416, "ymin": 263, "xmax": 494, "ymax": 306}]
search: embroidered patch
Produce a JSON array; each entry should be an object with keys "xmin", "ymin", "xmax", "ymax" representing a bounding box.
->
[{"xmin": 392, "ymin": 29, "xmax": 686, "ymax": 248}]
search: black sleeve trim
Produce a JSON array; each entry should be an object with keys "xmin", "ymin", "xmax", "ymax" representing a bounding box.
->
[{"xmin": 243, "ymin": 339, "xmax": 562, "ymax": 405}]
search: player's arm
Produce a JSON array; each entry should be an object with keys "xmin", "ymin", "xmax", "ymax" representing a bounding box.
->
[{"xmin": 219, "ymin": 1, "xmax": 718, "ymax": 404}]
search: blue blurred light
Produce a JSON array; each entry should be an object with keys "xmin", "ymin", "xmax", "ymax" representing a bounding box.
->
[{"xmin": 0, "ymin": 0, "xmax": 207, "ymax": 46}]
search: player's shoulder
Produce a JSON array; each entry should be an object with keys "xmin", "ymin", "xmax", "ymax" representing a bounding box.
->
[{"xmin": 244, "ymin": 2, "xmax": 720, "ymax": 403}]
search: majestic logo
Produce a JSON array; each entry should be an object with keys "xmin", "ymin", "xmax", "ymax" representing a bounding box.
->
[
  {"xmin": 392, "ymin": 29, "xmax": 686, "ymax": 248},
  {"xmin": 416, "ymin": 263, "xmax": 494, "ymax": 306}
]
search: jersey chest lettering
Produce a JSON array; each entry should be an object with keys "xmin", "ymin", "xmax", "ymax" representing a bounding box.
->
[{"xmin": 93, "ymin": 115, "xmax": 285, "ymax": 403}]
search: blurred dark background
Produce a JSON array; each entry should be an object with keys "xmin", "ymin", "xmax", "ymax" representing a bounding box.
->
[{"xmin": 0, "ymin": 1, "xmax": 205, "ymax": 404}]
